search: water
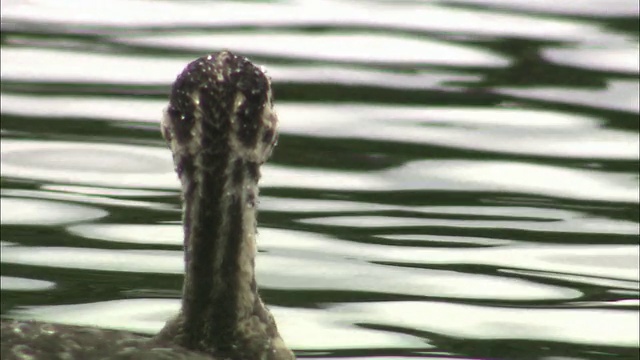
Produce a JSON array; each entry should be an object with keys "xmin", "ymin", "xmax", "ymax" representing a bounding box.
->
[{"xmin": 1, "ymin": 0, "xmax": 638, "ymax": 359}]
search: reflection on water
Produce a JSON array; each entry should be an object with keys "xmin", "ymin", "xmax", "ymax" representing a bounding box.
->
[{"xmin": 1, "ymin": 0, "xmax": 638, "ymax": 359}]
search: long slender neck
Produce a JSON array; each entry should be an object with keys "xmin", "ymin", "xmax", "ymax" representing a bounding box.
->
[
  {"xmin": 178, "ymin": 151, "xmax": 262, "ymax": 352},
  {"xmin": 156, "ymin": 51, "xmax": 293, "ymax": 359},
  {"xmin": 158, "ymin": 144, "xmax": 293, "ymax": 360}
]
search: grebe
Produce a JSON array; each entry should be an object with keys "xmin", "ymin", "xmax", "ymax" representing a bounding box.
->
[{"xmin": 1, "ymin": 51, "xmax": 295, "ymax": 360}]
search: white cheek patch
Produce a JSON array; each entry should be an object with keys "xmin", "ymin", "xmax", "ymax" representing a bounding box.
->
[
  {"xmin": 228, "ymin": 92, "xmax": 258, "ymax": 163},
  {"xmin": 161, "ymin": 108, "xmax": 172, "ymax": 141},
  {"xmin": 255, "ymin": 88, "xmax": 278, "ymax": 161},
  {"xmin": 162, "ymin": 108, "xmax": 184, "ymax": 169},
  {"xmin": 227, "ymin": 88, "xmax": 277, "ymax": 165},
  {"xmin": 163, "ymin": 91, "xmax": 207, "ymax": 182}
]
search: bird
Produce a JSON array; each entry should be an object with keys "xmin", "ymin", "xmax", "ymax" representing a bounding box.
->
[{"xmin": 1, "ymin": 51, "xmax": 295, "ymax": 360}]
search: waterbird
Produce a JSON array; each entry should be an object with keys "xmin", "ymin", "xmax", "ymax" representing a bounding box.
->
[{"xmin": 1, "ymin": 51, "xmax": 295, "ymax": 360}]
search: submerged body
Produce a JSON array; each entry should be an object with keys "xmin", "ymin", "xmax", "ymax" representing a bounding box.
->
[
  {"xmin": 1, "ymin": 51, "xmax": 294, "ymax": 360},
  {"xmin": 1, "ymin": 321, "xmax": 212, "ymax": 360}
]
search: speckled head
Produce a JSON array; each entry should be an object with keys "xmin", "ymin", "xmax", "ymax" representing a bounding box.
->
[{"xmin": 162, "ymin": 51, "xmax": 278, "ymax": 177}]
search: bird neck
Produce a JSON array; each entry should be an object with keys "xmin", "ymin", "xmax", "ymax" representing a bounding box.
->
[
  {"xmin": 177, "ymin": 153, "xmax": 265, "ymax": 353},
  {"xmin": 156, "ymin": 154, "xmax": 293, "ymax": 358}
]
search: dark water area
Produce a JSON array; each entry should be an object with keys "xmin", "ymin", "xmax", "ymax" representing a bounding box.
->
[{"xmin": 1, "ymin": 1, "xmax": 639, "ymax": 359}]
